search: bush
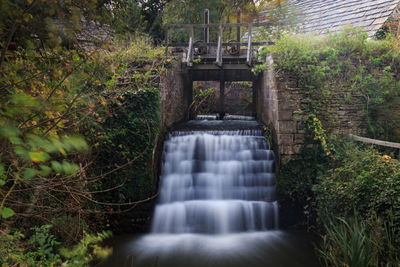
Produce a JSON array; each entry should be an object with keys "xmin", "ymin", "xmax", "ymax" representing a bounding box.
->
[
  {"xmin": 314, "ymin": 145, "xmax": 400, "ymax": 226},
  {"xmin": 319, "ymin": 216, "xmax": 376, "ymax": 267},
  {"xmin": 314, "ymin": 144, "xmax": 400, "ymax": 265},
  {"xmin": 0, "ymin": 225, "xmax": 111, "ymax": 266},
  {"xmin": 89, "ymin": 88, "xmax": 160, "ymax": 207}
]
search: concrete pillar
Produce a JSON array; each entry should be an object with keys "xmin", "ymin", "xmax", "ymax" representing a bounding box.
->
[
  {"xmin": 252, "ymin": 76, "xmax": 260, "ymax": 118},
  {"xmin": 219, "ymin": 71, "xmax": 225, "ymax": 118},
  {"xmin": 183, "ymin": 70, "xmax": 194, "ymax": 120}
]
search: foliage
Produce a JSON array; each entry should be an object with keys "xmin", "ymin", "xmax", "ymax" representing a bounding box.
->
[
  {"xmin": 319, "ymin": 213, "xmax": 400, "ymax": 267},
  {"xmin": 318, "ymin": 216, "xmax": 376, "ymax": 267},
  {"xmin": 277, "ymin": 144, "xmax": 329, "ymax": 227},
  {"xmin": 0, "ymin": 225, "xmax": 111, "ymax": 266},
  {"xmin": 0, "ymin": 0, "xmax": 164, "ymax": 262},
  {"xmin": 59, "ymin": 230, "xmax": 112, "ymax": 266},
  {"xmin": 313, "ymin": 144, "xmax": 400, "ymax": 231},
  {"xmin": 256, "ymin": 28, "xmax": 400, "ymax": 143},
  {"xmin": 313, "ymin": 143, "xmax": 400, "ymax": 266},
  {"xmin": 89, "ymin": 89, "xmax": 160, "ymax": 209},
  {"xmin": 191, "ymin": 84, "xmax": 218, "ymax": 115}
]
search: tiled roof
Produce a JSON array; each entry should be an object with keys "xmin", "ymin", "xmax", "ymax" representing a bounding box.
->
[{"xmin": 290, "ymin": 0, "xmax": 400, "ymax": 37}]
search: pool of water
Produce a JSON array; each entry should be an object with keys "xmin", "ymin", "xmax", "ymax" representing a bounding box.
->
[{"xmin": 99, "ymin": 230, "xmax": 319, "ymax": 267}]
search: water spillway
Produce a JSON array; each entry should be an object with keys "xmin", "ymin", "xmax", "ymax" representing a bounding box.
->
[
  {"xmin": 100, "ymin": 120, "xmax": 319, "ymax": 267},
  {"xmin": 152, "ymin": 121, "xmax": 278, "ymax": 234}
]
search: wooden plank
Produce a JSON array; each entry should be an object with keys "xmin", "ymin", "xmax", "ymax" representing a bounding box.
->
[
  {"xmin": 193, "ymin": 63, "xmax": 251, "ymax": 70},
  {"xmin": 246, "ymin": 25, "xmax": 252, "ymax": 65},
  {"xmin": 236, "ymin": 8, "xmax": 241, "ymax": 42},
  {"xmin": 349, "ymin": 134, "xmax": 400, "ymax": 149},
  {"xmin": 167, "ymin": 41, "xmax": 274, "ymax": 47},
  {"xmin": 216, "ymin": 25, "xmax": 223, "ymax": 67},
  {"xmin": 164, "ymin": 22, "xmax": 274, "ymax": 29},
  {"xmin": 204, "ymin": 9, "xmax": 209, "ymax": 44},
  {"xmin": 187, "ymin": 35, "xmax": 193, "ymax": 67}
]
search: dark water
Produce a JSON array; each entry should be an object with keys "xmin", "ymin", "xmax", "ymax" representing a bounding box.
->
[
  {"xmin": 100, "ymin": 231, "xmax": 319, "ymax": 267},
  {"xmin": 100, "ymin": 121, "xmax": 319, "ymax": 267}
]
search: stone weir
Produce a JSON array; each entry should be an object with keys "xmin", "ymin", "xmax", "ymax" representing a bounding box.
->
[{"xmin": 152, "ymin": 119, "xmax": 278, "ymax": 234}]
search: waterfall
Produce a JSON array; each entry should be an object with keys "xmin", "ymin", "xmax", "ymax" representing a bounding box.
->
[
  {"xmin": 100, "ymin": 121, "xmax": 319, "ymax": 267},
  {"xmin": 151, "ymin": 126, "xmax": 278, "ymax": 234}
]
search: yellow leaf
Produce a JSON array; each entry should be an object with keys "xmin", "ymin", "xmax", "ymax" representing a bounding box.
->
[
  {"xmin": 29, "ymin": 152, "xmax": 49, "ymax": 163},
  {"xmin": 59, "ymin": 147, "xmax": 66, "ymax": 156}
]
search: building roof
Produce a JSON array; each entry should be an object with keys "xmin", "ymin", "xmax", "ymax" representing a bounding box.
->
[{"xmin": 290, "ymin": 0, "xmax": 400, "ymax": 37}]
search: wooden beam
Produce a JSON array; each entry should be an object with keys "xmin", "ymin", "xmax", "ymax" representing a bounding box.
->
[
  {"xmin": 186, "ymin": 26, "xmax": 194, "ymax": 66},
  {"xmin": 349, "ymin": 134, "xmax": 400, "ymax": 149},
  {"xmin": 204, "ymin": 9, "xmax": 209, "ymax": 44},
  {"xmin": 193, "ymin": 64, "xmax": 251, "ymax": 70},
  {"xmin": 164, "ymin": 22, "xmax": 274, "ymax": 29},
  {"xmin": 168, "ymin": 41, "xmax": 274, "ymax": 47},
  {"xmin": 236, "ymin": 8, "xmax": 241, "ymax": 42},
  {"xmin": 247, "ymin": 25, "xmax": 252, "ymax": 66},
  {"xmin": 216, "ymin": 25, "xmax": 223, "ymax": 67}
]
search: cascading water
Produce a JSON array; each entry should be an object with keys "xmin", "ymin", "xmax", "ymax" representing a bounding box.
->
[
  {"xmin": 152, "ymin": 128, "xmax": 279, "ymax": 234},
  {"xmin": 100, "ymin": 120, "xmax": 319, "ymax": 267}
]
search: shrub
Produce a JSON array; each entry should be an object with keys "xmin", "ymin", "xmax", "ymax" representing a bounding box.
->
[
  {"xmin": 0, "ymin": 225, "xmax": 111, "ymax": 267},
  {"xmin": 314, "ymin": 144, "xmax": 400, "ymax": 265},
  {"xmin": 313, "ymin": 145, "xmax": 400, "ymax": 227},
  {"xmin": 318, "ymin": 216, "xmax": 376, "ymax": 267}
]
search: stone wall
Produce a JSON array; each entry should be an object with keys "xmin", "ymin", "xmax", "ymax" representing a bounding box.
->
[
  {"xmin": 257, "ymin": 55, "xmax": 367, "ymax": 164},
  {"xmin": 160, "ymin": 62, "xmax": 191, "ymax": 129}
]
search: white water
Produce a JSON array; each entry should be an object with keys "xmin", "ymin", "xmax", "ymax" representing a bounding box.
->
[
  {"xmin": 195, "ymin": 114, "xmax": 219, "ymax": 120},
  {"xmin": 100, "ymin": 122, "xmax": 319, "ymax": 267},
  {"xmin": 152, "ymin": 128, "xmax": 279, "ymax": 234}
]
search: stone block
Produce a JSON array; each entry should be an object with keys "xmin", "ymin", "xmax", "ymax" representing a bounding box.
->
[
  {"xmin": 280, "ymin": 144, "xmax": 302, "ymax": 155},
  {"xmin": 279, "ymin": 110, "xmax": 293, "ymax": 120},
  {"xmin": 278, "ymin": 134, "xmax": 294, "ymax": 145},
  {"xmin": 279, "ymin": 121, "xmax": 297, "ymax": 134},
  {"xmin": 278, "ymin": 100, "xmax": 297, "ymax": 111},
  {"xmin": 294, "ymin": 134, "xmax": 305, "ymax": 143}
]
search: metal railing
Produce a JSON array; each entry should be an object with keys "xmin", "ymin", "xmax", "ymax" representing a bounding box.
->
[{"xmin": 164, "ymin": 22, "xmax": 273, "ymax": 66}]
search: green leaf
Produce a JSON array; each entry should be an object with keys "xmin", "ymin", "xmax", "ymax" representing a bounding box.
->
[
  {"xmin": 10, "ymin": 137, "xmax": 22, "ymax": 145},
  {"xmin": 1, "ymin": 207, "xmax": 15, "ymax": 219},
  {"xmin": 62, "ymin": 136, "xmax": 88, "ymax": 152},
  {"xmin": 0, "ymin": 179, "xmax": 5, "ymax": 186},
  {"xmin": 29, "ymin": 151, "xmax": 50, "ymax": 163},
  {"xmin": 0, "ymin": 126, "xmax": 21, "ymax": 138},
  {"xmin": 51, "ymin": 161, "xmax": 62, "ymax": 173},
  {"xmin": 39, "ymin": 165, "xmax": 52, "ymax": 177},
  {"xmin": 23, "ymin": 168, "xmax": 37, "ymax": 179},
  {"xmin": 62, "ymin": 162, "xmax": 79, "ymax": 175},
  {"xmin": 14, "ymin": 146, "xmax": 29, "ymax": 160}
]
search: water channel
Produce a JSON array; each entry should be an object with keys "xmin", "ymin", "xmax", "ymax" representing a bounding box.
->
[{"xmin": 101, "ymin": 120, "xmax": 319, "ymax": 267}]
